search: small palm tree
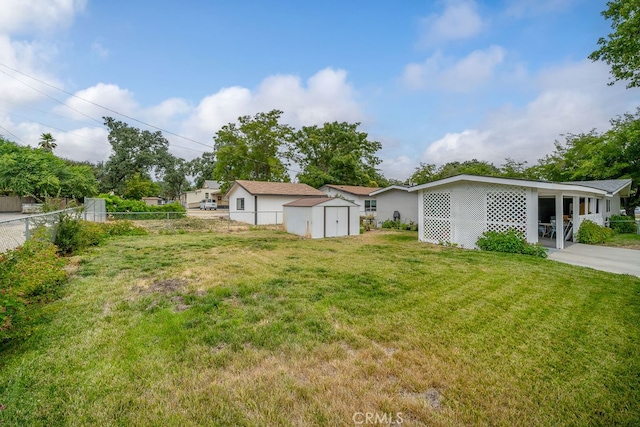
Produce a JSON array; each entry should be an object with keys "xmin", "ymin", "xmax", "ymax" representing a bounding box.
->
[{"xmin": 39, "ymin": 132, "xmax": 57, "ymax": 153}]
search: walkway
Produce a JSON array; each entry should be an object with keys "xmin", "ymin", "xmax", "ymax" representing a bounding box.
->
[{"xmin": 548, "ymin": 243, "xmax": 640, "ymax": 277}]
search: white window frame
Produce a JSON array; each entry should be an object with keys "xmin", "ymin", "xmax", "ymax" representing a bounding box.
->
[
  {"xmin": 364, "ymin": 199, "xmax": 377, "ymax": 213},
  {"xmin": 237, "ymin": 198, "xmax": 245, "ymax": 210}
]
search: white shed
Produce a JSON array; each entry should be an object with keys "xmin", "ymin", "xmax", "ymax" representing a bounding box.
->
[{"xmin": 283, "ymin": 197, "xmax": 360, "ymax": 238}]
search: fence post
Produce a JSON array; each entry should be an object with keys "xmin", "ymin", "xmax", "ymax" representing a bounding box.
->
[{"xmin": 25, "ymin": 219, "xmax": 29, "ymax": 240}]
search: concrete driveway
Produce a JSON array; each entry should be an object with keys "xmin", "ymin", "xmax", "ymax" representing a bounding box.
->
[{"xmin": 548, "ymin": 243, "xmax": 640, "ymax": 277}]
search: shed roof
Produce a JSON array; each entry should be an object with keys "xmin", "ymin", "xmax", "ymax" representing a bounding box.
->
[
  {"xmin": 322, "ymin": 184, "xmax": 381, "ymax": 196},
  {"xmin": 231, "ymin": 180, "xmax": 325, "ymax": 196}
]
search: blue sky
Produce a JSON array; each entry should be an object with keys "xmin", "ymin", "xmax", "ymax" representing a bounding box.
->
[{"xmin": 0, "ymin": 0, "xmax": 638, "ymax": 180}]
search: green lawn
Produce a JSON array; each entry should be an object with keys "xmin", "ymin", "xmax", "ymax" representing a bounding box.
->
[
  {"xmin": 603, "ymin": 232, "xmax": 640, "ymax": 250},
  {"xmin": 1, "ymin": 229, "xmax": 639, "ymax": 426}
]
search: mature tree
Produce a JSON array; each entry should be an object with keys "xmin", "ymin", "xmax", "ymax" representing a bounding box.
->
[
  {"xmin": 534, "ymin": 109, "xmax": 640, "ymax": 210},
  {"xmin": 500, "ymin": 158, "xmax": 533, "ymax": 179},
  {"xmin": 213, "ymin": 110, "xmax": 293, "ymax": 191},
  {"xmin": 409, "ymin": 159, "xmax": 500, "ymax": 185},
  {"xmin": 409, "ymin": 163, "xmax": 436, "ymax": 185},
  {"xmin": 292, "ymin": 121, "xmax": 384, "ymax": 188},
  {"xmin": 590, "ymin": 0, "xmax": 640, "ymax": 88},
  {"xmin": 0, "ymin": 137, "xmax": 98, "ymax": 200},
  {"xmin": 121, "ymin": 173, "xmax": 162, "ymax": 200},
  {"xmin": 38, "ymin": 132, "xmax": 57, "ymax": 153},
  {"xmin": 161, "ymin": 156, "xmax": 191, "ymax": 200},
  {"xmin": 189, "ymin": 151, "xmax": 216, "ymax": 189},
  {"xmin": 102, "ymin": 117, "xmax": 173, "ymax": 194}
]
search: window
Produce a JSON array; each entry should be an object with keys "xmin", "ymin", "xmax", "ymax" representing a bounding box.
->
[
  {"xmin": 364, "ymin": 199, "xmax": 376, "ymax": 212},
  {"xmin": 606, "ymin": 199, "xmax": 611, "ymax": 213},
  {"xmin": 236, "ymin": 198, "xmax": 245, "ymax": 210},
  {"xmin": 596, "ymin": 199, "xmax": 600, "ymax": 214}
]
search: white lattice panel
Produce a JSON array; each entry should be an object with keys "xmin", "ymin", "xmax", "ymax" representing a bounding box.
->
[
  {"xmin": 485, "ymin": 185, "xmax": 527, "ymax": 234},
  {"xmin": 422, "ymin": 183, "xmax": 530, "ymax": 248},
  {"xmin": 422, "ymin": 191, "xmax": 451, "ymax": 243}
]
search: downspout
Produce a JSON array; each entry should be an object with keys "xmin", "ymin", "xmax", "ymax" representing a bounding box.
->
[{"xmin": 255, "ymin": 195, "xmax": 258, "ymax": 225}]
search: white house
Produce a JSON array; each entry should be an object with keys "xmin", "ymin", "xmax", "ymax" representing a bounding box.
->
[
  {"xmin": 181, "ymin": 180, "xmax": 227, "ymax": 209},
  {"xmin": 408, "ymin": 175, "xmax": 632, "ymax": 250},
  {"xmin": 369, "ymin": 185, "xmax": 418, "ymax": 226},
  {"xmin": 318, "ymin": 184, "xmax": 381, "ymax": 216},
  {"xmin": 283, "ymin": 197, "xmax": 360, "ymax": 238},
  {"xmin": 226, "ymin": 180, "xmax": 326, "ymax": 225}
]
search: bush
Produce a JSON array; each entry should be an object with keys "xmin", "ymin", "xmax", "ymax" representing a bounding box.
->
[
  {"xmin": 609, "ymin": 214, "xmax": 637, "ymax": 234},
  {"xmin": 381, "ymin": 219, "xmax": 418, "ymax": 231},
  {"xmin": 0, "ymin": 236, "xmax": 67, "ymax": 343},
  {"xmin": 98, "ymin": 194, "xmax": 186, "ymax": 219},
  {"xmin": 476, "ymin": 229, "xmax": 548, "ymax": 258},
  {"xmin": 576, "ymin": 220, "xmax": 615, "ymax": 244},
  {"xmin": 54, "ymin": 213, "xmax": 148, "ymax": 255}
]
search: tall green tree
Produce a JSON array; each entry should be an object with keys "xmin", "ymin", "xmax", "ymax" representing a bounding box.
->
[
  {"xmin": 213, "ymin": 110, "xmax": 293, "ymax": 191},
  {"xmin": 38, "ymin": 133, "xmax": 57, "ymax": 153},
  {"xmin": 292, "ymin": 121, "xmax": 384, "ymax": 188},
  {"xmin": 161, "ymin": 157, "xmax": 191, "ymax": 200},
  {"xmin": 189, "ymin": 151, "xmax": 216, "ymax": 189},
  {"xmin": 0, "ymin": 138, "xmax": 98, "ymax": 200},
  {"xmin": 590, "ymin": 0, "xmax": 640, "ymax": 88},
  {"xmin": 409, "ymin": 159, "xmax": 500, "ymax": 185},
  {"xmin": 534, "ymin": 109, "xmax": 640, "ymax": 209},
  {"xmin": 102, "ymin": 117, "xmax": 173, "ymax": 194}
]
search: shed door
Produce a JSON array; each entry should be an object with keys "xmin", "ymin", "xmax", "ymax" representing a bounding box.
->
[{"xmin": 325, "ymin": 207, "xmax": 349, "ymax": 237}]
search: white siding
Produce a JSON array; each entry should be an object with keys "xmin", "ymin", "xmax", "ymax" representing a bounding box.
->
[
  {"xmin": 228, "ymin": 186, "xmax": 255, "ymax": 224},
  {"xmin": 375, "ymin": 189, "xmax": 418, "ymax": 225},
  {"xmin": 318, "ymin": 186, "xmax": 370, "ymax": 216},
  {"xmin": 419, "ymin": 182, "xmax": 532, "ymax": 248},
  {"xmin": 284, "ymin": 199, "xmax": 360, "ymax": 238}
]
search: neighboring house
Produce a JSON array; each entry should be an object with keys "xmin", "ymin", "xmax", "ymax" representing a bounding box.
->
[
  {"xmin": 283, "ymin": 197, "xmax": 360, "ymax": 239},
  {"xmin": 408, "ymin": 174, "xmax": 632, "ymax": 250},
  {"xmin": 142, "ymin": 196, "xmax": 165, "ymax": 206},
  {"xmin": 180, "ymin": 180, "xmax": 228, "ymax": 209},
  {"xmin": 318, "ymin": 184, "xmax": 381, "ymax": 216},
  {"xmin": 369, "ymin": 185, "xmax": 418, "ymax": 226},
  {"xmin": 226, "ymin": 180, "xmax": 326, "ymax": 225}
]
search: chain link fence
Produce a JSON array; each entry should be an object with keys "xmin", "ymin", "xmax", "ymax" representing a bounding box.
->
[{"xmin": 0, "ymin": 208, "xmax": 83, "ymax": 253}]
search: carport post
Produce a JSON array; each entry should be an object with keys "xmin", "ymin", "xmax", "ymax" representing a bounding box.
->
[{"xmin": 555, "ymin": 193, "xmax": 564, "ymax": 250}]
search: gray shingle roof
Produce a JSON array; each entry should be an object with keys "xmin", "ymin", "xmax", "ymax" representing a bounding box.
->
[{"xmin": 561, "ymin": 179, "xmax": 632, "ymax": 195}]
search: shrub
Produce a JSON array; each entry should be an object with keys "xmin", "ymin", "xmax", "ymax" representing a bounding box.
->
[
  {"xmin": 609, "ymin": 214, "xmax": 637, "ymax": 234},
  {"xmin": 576, "ymin": 220, "xmax": 615, "ymax": 244},
  {"xmin": 476, "ymin": 229, "xmax": 548, "ymax": 258},
  {"xmin": 98, "ymin": 194, "xmax": 186, "ymax": 219},
  {"xmin": 0, "ymin": 236, "xmax": 67, "ymax": 343},
  {"xmin": 381, "ymin": 219, "xmax": 418, "ymax": 231}
]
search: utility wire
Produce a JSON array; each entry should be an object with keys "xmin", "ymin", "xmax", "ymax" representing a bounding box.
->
[
  {"xmin": 0, "ymin": 123, "xmax": 26, "ymax": 144},
  {"xmin": 0, "ymin": 62, "xmax": 213, "ymax": 149}
]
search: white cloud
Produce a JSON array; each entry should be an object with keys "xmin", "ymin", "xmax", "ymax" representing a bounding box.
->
[
  {"xmin": 53, "ymin": 83, "xmax": 139, "ymax": 121},
  {"xmin": 418, "ymin": 0, "xmax": 484, "ymax": 47},
  {"xmin": 183, "ymin": 67, "xmax": 363, "ymax": 143},
  {"xmin": 403, "ymin": 45, "xmax": 506, "ymax": 92},
  {"xmin": 0, "ymin": 0, "xmax": 85, "ymax": 107},
  {"xmin": 419, "ymin": 60, "xmax": 637, "ymax": 167},
  {"xmin": 0, "ymin": 0, "xmax": 86, "ymax": 35},
  {"xmin": 91, "ymin": 41, "xmax": 109, "ymax": 59}
]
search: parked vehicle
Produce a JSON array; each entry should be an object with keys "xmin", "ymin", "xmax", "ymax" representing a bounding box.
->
[{"xmin": 199, "ymin": 199, "xmax": 217, "ymax": 210}]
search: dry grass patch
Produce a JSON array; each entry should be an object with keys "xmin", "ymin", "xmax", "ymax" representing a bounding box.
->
[{"xmin": 1, "ymin": 229, "xmax": 638, "ymax": 426}]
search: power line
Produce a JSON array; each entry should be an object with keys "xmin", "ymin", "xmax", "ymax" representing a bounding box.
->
[
  {"xmin": 0, "ymin": 123, "xmax": 26, "ymax": 144},
  {"xmin": 0, "ymin": 62, "xmax": 214, "ymax": 149},
  {"xmin": 0, "ymin": 68, "xmax": 103, "ymax": 125}
]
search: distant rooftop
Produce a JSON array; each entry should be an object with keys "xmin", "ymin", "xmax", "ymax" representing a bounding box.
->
[
  {"xmin": 322, "ymin": 184, "xmax": 381, "ymax": 196},
  {"xmin": 232, "ymin": 180, "xmax": 325, "ymax": 197}
]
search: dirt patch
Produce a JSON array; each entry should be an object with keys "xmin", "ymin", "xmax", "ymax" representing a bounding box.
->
[
  {"xmin": 401, "ymin": 388, "xmax": 443, "ymax": 411},
  {"xmin": 137, "ymin": 278, "xmax": 188, "ymax": 294}
]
